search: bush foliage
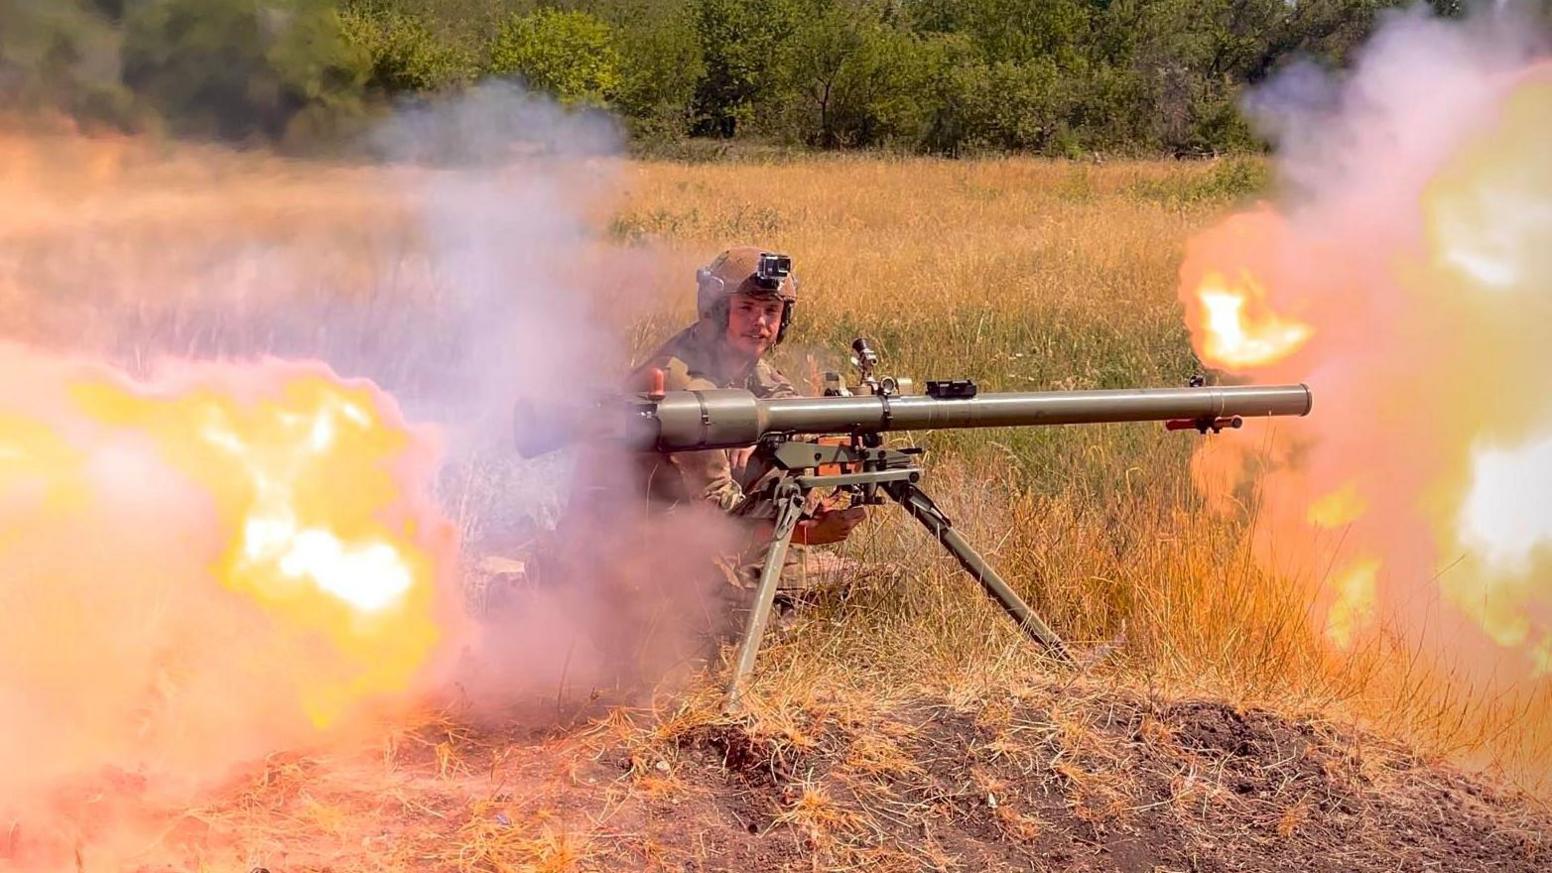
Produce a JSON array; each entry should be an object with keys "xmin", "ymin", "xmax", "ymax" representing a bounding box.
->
[{"xmin": 0, "ymin": 0, "xmax": 1521, "ymax": 155}]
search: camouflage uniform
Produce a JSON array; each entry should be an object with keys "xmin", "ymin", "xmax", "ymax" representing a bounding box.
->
[
  {"xmin": 514, "ymin": 247, "xmax": 845, "ymax": 670},
  {"xmin": 621, "ymin": 317, "xmax": 844, "ymax": 632},
  {"xmin": 628, "ymin": 318, "xmax": 799, "ymax": 514}
]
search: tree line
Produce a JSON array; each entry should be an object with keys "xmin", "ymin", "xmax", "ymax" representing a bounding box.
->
[{"xmin": 0, "ymin": 1, "xmax": 1519, "ymax": 156}]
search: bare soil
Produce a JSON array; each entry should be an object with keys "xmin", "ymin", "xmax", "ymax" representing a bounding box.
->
[{"xmin": 35, "ymin": 676, "xmax": 1543, "ymax": 873}]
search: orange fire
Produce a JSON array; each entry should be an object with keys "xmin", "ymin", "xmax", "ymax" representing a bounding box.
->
[
  {"xmin": 0, "ymin": 117, "xmax": 638, "ymax": 863},
  {"xmin": 1179, "ymin": 208, "xmax": 1315, "ymax": 370},
  {"xmin": 1194, "ymin": 273, "xmax": 1313, "ymax": 369},
  {"xmin": 0, "ymin": 343, "xmax": 458, "ymax": 810},
  {"xmin": 1179, "ymin": 63, "xmax": 1552, "ymax": 678}
]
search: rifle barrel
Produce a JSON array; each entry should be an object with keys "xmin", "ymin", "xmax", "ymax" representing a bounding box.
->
[{"xmin": 643, "ymin": 384, "xmax": 1311, "ymax": 452}]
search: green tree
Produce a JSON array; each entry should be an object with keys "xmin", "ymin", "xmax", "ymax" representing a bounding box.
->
[
  {"xmin": 339, "ymin": 2, "xmax": 478, "ymax": 93},
  {"xmin": 906, "ymin": 31, "xmax": 981, "ymax": 155},
  {"xmin": 772, "ymin": 2, "xmax": 943, "ymax": 148},
  {"xmin": 611, "ymin": 2, "xmax": 705, "ymax": 139},
  {"xmin": 1266, "ymin": 0, "xmax": 1408, "ymax": 71},
  {"xmin": 488, "ymin": 7, "xmax": 620, "ymax": 105},
  {"xmin": 0, "ymin": 0, "xmax": 132, "ymax": 123},
  {"xmin": 5, "ymin": 0, "xmax": 1476, "ymax": 156},
  {"xmin": 1067, "ymin": 60, "xmax": 1156, "ymax": 153},
  {"xmin": 777, "ymin": 2, "xmax": 874, "ymax": 146},
  {"xmin": 906, "ymin": 0, "xmax": 1090, "ymax": 64},
  {"xmin": 120, "ymin": 0, "xmax": 367, "ymax": 141},
  {"xmin": 691, "ymin": 0, "xmax": 803, "ymax": 136},
  {"xmin": 1091, "ymin": 0, "xmax": 1283, "ymax": 154},
  {"xmin": 964, "ymin": 58, "xmax": 1073, "ymax": 153}
]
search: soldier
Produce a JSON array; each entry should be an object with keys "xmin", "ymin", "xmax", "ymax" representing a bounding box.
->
[
  {"xmin": 628, "ymin": 245, "xmax": 866, "ymax": 552},
  {"xmin": 473, "ymin": 247, "xmax": 862, "ymax": 681}
]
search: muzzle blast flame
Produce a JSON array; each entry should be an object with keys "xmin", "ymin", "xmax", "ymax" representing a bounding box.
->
[{"xmin": 1180, "ymin": 17, "xmax": 1552, "ymax": 700}]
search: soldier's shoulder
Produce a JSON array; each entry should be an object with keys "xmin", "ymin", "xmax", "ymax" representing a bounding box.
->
[
  {"xmin": 658, "ymin": 354, "xmax": 704, "ymax": 391},
  {"xmin": 636, "ymin": 324, "xmax": 722, "ymax": 390},
  {"xmin": 753, "ymin": 357, "xmax": 789, "ymax": 381},
  {"xmin": 629, "ymin": 353, "xmax": 698, "ymax": 391},
  {"xmin": 752, "ymin": 358, "xmax": 799, "ymax": 396},
  {"xmin": 631, "ymin": 331, "xmax": 726, "ymax": 392}
]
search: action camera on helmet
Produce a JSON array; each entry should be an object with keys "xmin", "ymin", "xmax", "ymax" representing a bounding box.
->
[{"xmin": 754, "ymin": 253, "xmax": 792, "ymax": 289}]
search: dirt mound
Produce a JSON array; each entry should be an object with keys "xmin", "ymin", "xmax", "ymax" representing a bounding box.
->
[
  {"xmin": 13, "ymin": 679, "xmax": 1547, "ymax": 872},
  {"xmin": 656, "ymin": 687, "xmax": 1546, "ymax": 872}
]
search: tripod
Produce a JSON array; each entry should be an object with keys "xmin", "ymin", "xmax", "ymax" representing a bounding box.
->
[{"xmin": 724, "ymin": 438, "xmax": 1074, "ymax": 709}]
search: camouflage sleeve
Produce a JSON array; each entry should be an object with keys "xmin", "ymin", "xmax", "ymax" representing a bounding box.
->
[
  {"xmin": 753, "ymin": 360, "xmax": 800, "ymax": 400},
  {"xmin": 678, "ymin": 365, "xmax": 804, "ymax": 511},
  {"xmin": 669, "ymin": 448, "xmax": 745, "ymax": 513},
  {"xmin": 644, "ymin": 357, "xmax": 746, "ymax": 514}
]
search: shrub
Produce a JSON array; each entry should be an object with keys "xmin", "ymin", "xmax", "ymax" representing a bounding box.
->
[
  {"xmin": 339, "ymin": 2, "xmax": 478, "ymax": 94},
  {"xmin": 119, "ymin": 0, "xmax": 367, "ymax": 140},
  {"xmin": 0, "ymin": 0, "xmax": 134, "ymax": 125},
  {"xmin": 613, "ymin": 5, "xmax": 705, "ymax": 142},
  {"xmin": 488, "ymin": 8, "xmax": 620, "ymax": 107}
]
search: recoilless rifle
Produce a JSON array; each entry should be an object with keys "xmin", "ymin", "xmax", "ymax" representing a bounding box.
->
[{"xmin": 516, "ymin": 338, "xmax": 1312, "ymax": 708}]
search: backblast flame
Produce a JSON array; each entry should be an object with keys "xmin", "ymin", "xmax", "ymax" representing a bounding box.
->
[
  {"xmin": 0, "ymin": 343, "xmax": 459, "ymax": 812},
  {"xmin": 1325, "ymin": 558, "xmax": 1382, "ymax": 651}
]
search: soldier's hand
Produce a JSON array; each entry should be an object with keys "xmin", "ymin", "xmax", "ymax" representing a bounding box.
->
[
  {"xmin": 794, "ymin": 506, "xmax": 867, "ymax": 546},
  {"xmin": 729, "ymin": 445, "xmax": 757, "ymax": 478}
]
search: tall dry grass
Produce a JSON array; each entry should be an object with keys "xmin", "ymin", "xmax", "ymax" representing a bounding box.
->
[
  {"xmin": 608, "ymin": 155, "xmax": 1551, "ymax": 795},
  {"xmin": 4, "ymin": 132, "xmax": 1542, "ymax": 796}
]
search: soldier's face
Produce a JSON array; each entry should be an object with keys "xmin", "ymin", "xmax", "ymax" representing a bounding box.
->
[{"xmin": 724, "ymin": 294, "xmax": 784, "ymax": 360}]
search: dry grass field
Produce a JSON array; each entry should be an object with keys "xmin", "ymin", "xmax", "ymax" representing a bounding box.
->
[
  {"xmin": 3, "ymin": 136, "xmax": 1548, "ymax": 870},
  {"xmin": 611, "ymin": 155, "xmax": 1531, "ymax": 750},
  {"xmin": 609, "ymin": 157, "xmax": 1297, "ymax": 680}
]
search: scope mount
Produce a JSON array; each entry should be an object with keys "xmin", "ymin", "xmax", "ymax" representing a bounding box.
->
[
  {"xmin": 925, "ymin": 379, "xmax": 978, "ymax": 399},
  {"xmin": 1165, "ymin": 414, "xmax": 1244, "ymax": 434},
  {"xmin": 1164, "ymin": 375, "xmax": 1241, "ymax": 434}
]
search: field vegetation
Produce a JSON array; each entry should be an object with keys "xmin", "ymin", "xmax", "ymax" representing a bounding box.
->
[
  {"xmin": 252, "ymin": 154, "xmax": 1552, "ymax": 869},
  {"xmin": 4, "ymin": 129, "xmax": 1549, "ymax": 867},
  {"xmin": 3, "ymin": 0, "xmax": 1524, "ymax": 155},
  {"xmin": 611, "ymin": 155, "xmax": 1547, "ymax": 781},
  {"xmin": 551, "ymin": 154, "xmax": 1551, "ymax": 869}
]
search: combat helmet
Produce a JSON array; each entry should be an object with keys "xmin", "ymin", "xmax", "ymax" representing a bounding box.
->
[{"xmin": 696, "ymin": 246, "xmax": 799, "ymax": 343}]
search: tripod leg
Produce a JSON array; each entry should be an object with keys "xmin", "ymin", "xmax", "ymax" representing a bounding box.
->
[
  {"xmin": 887, "ymin": 481, "xmax": 1074, "ymax": 665},
  {"xmin": 724, "ymin": 481, "xmax": 807, "ymax": 710}
]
